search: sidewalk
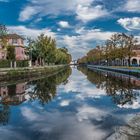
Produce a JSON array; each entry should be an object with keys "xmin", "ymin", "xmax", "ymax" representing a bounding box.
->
[{"xmin": 87, "ymin": 65, "xmax": 140, "ymax": 77}]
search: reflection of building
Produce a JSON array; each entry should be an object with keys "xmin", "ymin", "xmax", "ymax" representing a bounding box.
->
[
  {"xmin": 0, "ymin": 34, "xmax": 28, "ymax": 60},
  {"xmin": 0, "ymin": 82, "xmax": 27, "ymax": 105},
  {"xmin": 0, "ymin": 86, "xmax": 8, "ymax": 99}
]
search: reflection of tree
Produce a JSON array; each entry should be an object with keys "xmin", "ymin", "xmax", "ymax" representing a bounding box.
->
[
  {"xmin": 78, "ymin": 66, "xmax": 140, "ymax": 106},
  {"xmin": 0, "ymin": 105, "xmax": 10, "ymax": 125},
  {"xmin": 7, "ymin": 84, "xmax": 16, "ymax": 97},
  {"xmin": 28, "ymin": 67, "xmax": 71, "ymax": 105}
]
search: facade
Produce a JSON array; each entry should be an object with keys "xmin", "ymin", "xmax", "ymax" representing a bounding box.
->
[
  {"xmin": 110, "ymin": 45, "xmax": 140, "ymax": 66},
  {"xmin": 0, "ymin": 34, "xmax": 28, "ymax": 60}
]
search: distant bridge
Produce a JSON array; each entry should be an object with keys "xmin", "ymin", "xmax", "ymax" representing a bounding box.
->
[{"xmin": 70, "ymin": 60, "xmax": 78, "ymax": 65}]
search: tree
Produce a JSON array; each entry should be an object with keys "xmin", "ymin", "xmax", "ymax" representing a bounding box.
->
[
  {"xmin": 35, "ymin": 34, "xmax": 56, "ymax": 65},
  {"xmin": 0, "ymin": 24, "xmax": 7, "ymax": 36},
  {"xmin": 0, "ymin": 24, "xmax": 8, "ymax": 50},
  {"xmin": 6, "ymin": 45, "xmax": 15, "ymax": 61},
  {"xmin": 122, "ymin": 34, "xmax": 137, "ymax": 66},
  {"xmin": 55, "ymin": 48, "xmax": 71, "ymax": 64}
]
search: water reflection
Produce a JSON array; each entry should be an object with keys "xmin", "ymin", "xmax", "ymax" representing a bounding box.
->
[
  {"xmin": 28, "ymin": 67, "xmax": 71, "ymax": 105},
  {"xmin": 78, "ymin": 66, "xmax": 140, "ymax": 108},
  {"xmin": 0, "ymin": 67, "xmax": 71, "ymax": 125},
  {"xmin": 0, "ymin": 67, "xmax": 140, "ymax": 140}
]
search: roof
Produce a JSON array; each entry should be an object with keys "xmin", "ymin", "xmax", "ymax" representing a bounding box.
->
[
  {"xmin": 134, "ymin": 45, "xmax": 140, "ymax": 49},
  {"xmin": 0, "ymin": 33, "xmax": 24, "ymax": 40}
]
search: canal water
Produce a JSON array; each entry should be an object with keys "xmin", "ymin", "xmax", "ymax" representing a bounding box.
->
[{"xmin": 0, "ymin": 66, "xmax": 140, "ymax": 140}]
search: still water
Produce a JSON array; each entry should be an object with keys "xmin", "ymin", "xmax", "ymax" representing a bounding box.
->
[{"xmin": 0, "ymin": 66, "xmax": 140, "ymax": 140}]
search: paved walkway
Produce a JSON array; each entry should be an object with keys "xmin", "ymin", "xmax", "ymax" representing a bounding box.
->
[{"xmin": 87, "ymin": 65, "xmax": 140, "ymax": 76}]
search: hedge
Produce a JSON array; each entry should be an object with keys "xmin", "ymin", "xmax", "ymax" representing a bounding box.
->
[
  {"xmin": 0, "ymin": 60, "xmax": 11, "ymax": 68},
  {"xmin": 0, "ymin": 60, "xmax": 29, "ymax": 68},
  {"xmin": 16, "ymin": 60, "xmax": 29, "ymax": 67}
]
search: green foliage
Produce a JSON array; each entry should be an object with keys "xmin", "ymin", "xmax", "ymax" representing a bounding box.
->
[
  {"xmin": 0, "ymin": 60, "xmax": 11, "ymax": 68},
  {"xmin": 55, "ymin": 48, "xmax": 71, "ymax": 64},
  {"xmin": 28, "ymin": 34, "xmax": 71, "ymax": 65},
  {"xmin": 0, "ymin": 24, "xmax": 7, "ymax": 36},
  {"xmin": 16, "ymin": 60, "xmax": 29, "ymax": 67},
  {"xmin": 6, "ymin": 45, "xmax": 15, "ymax": 61},
  {"xmin": 78, "ymin": 33, "xmax": 138, "ymax": 66}
]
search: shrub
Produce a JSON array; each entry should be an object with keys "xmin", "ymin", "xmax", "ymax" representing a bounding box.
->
[
  {"xmin": 16, "ymin": 60, "xmax": 29, "ymax": 67},
  {"xmin": 0, "ymin": 60, "xmax": 11, "ymax": 68}
]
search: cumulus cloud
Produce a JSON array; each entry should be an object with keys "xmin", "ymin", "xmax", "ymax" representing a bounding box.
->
[
  {"xmin": 7, "ymin": 25, "xmax": 56, "ymax": 39},
  {"xmin": 58, "ymin": 21, "xmax": 70, "ymax": 28},
  {"xmin": 61, "ymin": 28, "xmax": 116, "ymax": 59},
  {"xmin": 19, "ymin": 0, "xmax": 108, "ymax": 23},
  {"xmin": 76, "ymin": 5, "xmax": 108, "ymax": 22},
  {"xmin": 19, "ymin": 6, "xmax": 40, "ymax": 21},
  {"xmin": 124, "ymin": 0, "xmax": 140, "ymax": 12},
  {"xmin": 117, "ymin": 17, "xmax": 140, "ymax": 31}
]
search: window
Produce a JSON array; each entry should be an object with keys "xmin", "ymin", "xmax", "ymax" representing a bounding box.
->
[{"xmin": 12, "ymin": 39, "xmax": 17, "ymax": 44}]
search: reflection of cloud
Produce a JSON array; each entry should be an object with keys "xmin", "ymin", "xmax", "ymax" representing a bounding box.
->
[
  {"xmin": 0, "ymin": 127, "xmax": 29, "ymax": 140},
  {"xmin": 77, "ymin": 105, "xmax": 106, "ymax": 122},
  {"xmin": 60, "ymin": 100, "xmax": 70, "ymax": 106},
  {"xmin": 59, "ymin": 69, "xmax": 106, "ymax": 100},
  {"xmin": 20, "ymin": 106, "xmax": 109, "ymax": 140}
]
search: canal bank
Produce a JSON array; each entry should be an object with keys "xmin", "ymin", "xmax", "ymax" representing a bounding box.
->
[
  {"xmin": 87, "ymin": 65, "xmax": 140, "ymax": 77},
  {"xmin": 0, "ymin": 65, "xmax": 68, "ymax": 82}
]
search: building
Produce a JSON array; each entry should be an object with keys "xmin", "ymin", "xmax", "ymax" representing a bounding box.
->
[
  {"xmin": 0, "ymin": 34, "xmax": 28, "ymax": 60},
  {"xmin": 109, "ymin": 45, "xmax": 140, "ymax": 66},
  {"xmin": 130, "ymin": 46, "xmax": 140, "ymax": 66}
]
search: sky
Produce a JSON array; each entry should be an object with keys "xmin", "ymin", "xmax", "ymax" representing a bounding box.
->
[{"xmin": 0, "ymin": 0, "xmax": 140, "ymax": 59}]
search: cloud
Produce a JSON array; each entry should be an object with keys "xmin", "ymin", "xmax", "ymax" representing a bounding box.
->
[
  {"xmin": 60, "ymin": 28, "xmax": 116, "ymax": 59},
  {"xmin": 58, "ymin": 21, "xmax": 70, "ymax": 28},
  {"xmin": 117, "ymin": 17, "xmax": 140, "ymax": 31},
  {"xmin": 7, "ymin": 25, "xmax": 56, "ymax": 39},
  {"xmin": 124, "ymin": 0, "xmax": 140, "ymax": 12},
  {"xmin": 76, "ymin": 5, "xmax": 109, "ymax": 22},
  {"xmin": 19, "ymin": 6, "xmax": 40, "ymax": 21},
  {"xmin": 19, "ymin": 0, "xmax": 109, "ymax": 23}
]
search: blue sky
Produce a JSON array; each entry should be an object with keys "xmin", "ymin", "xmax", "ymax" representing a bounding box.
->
[{"xmin": 0, "ymin": 0, "xmax": 140, "ymax": 59}]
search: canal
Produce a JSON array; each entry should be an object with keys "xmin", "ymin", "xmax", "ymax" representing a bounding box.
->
[{"xmin": 0, "ymin": 66, "xmax": 140, "ymax": 140}]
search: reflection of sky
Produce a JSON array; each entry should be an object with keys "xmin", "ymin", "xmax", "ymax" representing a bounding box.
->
[{"xmin": 1, "ymin": 68, "xmax": 140, "ymax": 140}]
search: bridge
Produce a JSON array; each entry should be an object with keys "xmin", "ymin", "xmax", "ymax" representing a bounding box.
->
[{"xmin": 70, "ymin": 60, "xmax": 78, "ymax": 65}]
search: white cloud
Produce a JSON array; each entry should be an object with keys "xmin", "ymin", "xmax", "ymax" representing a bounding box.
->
[
  {"xmin": 124, "ymin": 0, "xmax": 140, "ymax": 12},
  {"xmin": 58, "ymin": 21, "xmax": 70, "ymax": 28},
  {"xmin": 19, "ymin": 0, "xmax": 108, "ymax": 23},
  {"xmin": 7, "ymin": 25, "xmax": 56, "ymax": 39},
  {"xmin": 117, "ymin": 17, "xmax": 140, "ymax": 31},
  {"xmin": 61, "ymin": 28, "xmax": 116, "ymax": 59},
  {"xmin": 76, "ymin": 5, "xmax": 108, "ymax": 22},
  {"xmin": 19, "ymin": 6, "xmax": 40, "ymax": 21}
]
